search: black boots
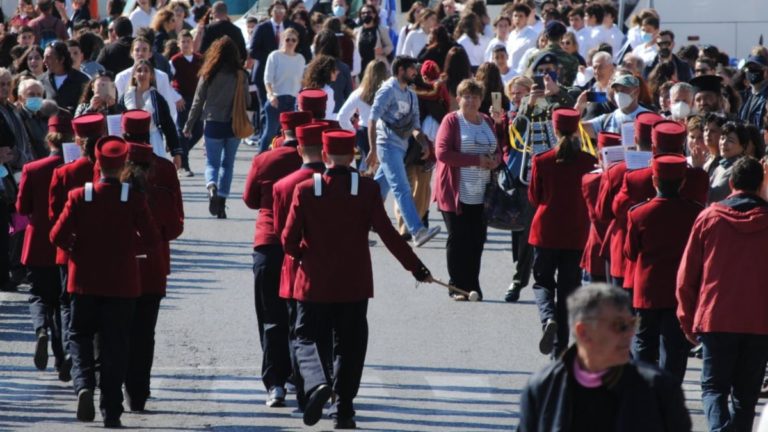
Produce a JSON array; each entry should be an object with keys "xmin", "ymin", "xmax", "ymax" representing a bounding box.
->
[{"xmin": 216, "ymin": 197, "xmax": 227, "ymax": 219}]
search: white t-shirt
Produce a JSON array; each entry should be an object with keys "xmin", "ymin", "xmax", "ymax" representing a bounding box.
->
[
  {"xmin": 53, "ymin": 74, "xmax": 67, "ymax": 90},
  {"xmin": 402, "ymin": 28, "xmax": 428, "ymax": 58},
  {"xmin": 264, "ymin": 51, "xmax": 306, "ymax": 96},
  {"xmin": 500, "ymin": 67, "xmax": 518, "ymax": 85},
  {"xmin": 632, "ymin": 42, "xmax": 659, "ymax": 66},
  {"xmin": 507, "ymin": 26, "xmax": 538, "ymax": 72},
  {"xmin": 129, "ymin": 7, "xmax": 156, "ymax": 37},
  {"xmin": 484, "ymin": 36, "xmax": 508, "ymax": 62},
  {"xmin": 458, "ymin": 34, "xmax": 488, "ymax": 67},
  {"xmin": 115, "ymin": 66, "xmax": 181, "ymax": 122},
  {"xmin": 336, "ymin": 87, "xmax": 371, "ymax": 131}
]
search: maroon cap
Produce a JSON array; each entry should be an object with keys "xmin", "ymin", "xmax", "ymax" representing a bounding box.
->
[
  {"xmin": 322, "ymin": 129, "xmax": 356, "ymax": 155},
  {"xmin": 95, "ymin": 136, "xmax": 128, "ymax": 170},
  {"xmin": 48, "ymin": 113, "xmax": 73, "ymax": 135},
  {"xmin": 420, "ymin": 60, "xmax": 441, "ymax": 81},
  {"xmin": 127, "ymin": 142, "xmax": 153, "ymax": 164},
  {"xmin": 296, "ymin": 123, "xmax": 331, "ymax": 147},
  {"xmin": 552, "ymin": 107, "xmax": 580, "ymax": 134},
  {"xmin": 72, "ymin": 113, "xmax": 106, "ymax": 139},
  {"xmin": 634, "ymin": 112, "xmax": 664, "ymax": 144},
  {"xmin": 652, "ymin": 154, "xmax": 687, "ymax": 180},
  {"xmin": 280, "ymin": 111, "xmax": 314, "ymax": 131},
  {"xmin": 122, "ymin": 110, "xmax": 151, "ymax": 136},
  {"xmin": 652, "ymin": 120, "xmax": 687, "ymax": 154},
  {"xmin": 298, "ymin": 89, "xmax": 327, "ymax": 115},
  {"xmin": 597, "ymin": 132, "xmax": 621, "ymax": 150}
]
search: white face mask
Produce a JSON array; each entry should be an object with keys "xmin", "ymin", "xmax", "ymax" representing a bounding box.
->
[
  {"xmin": 614, "ymin": 92, "xmax": 634, "ymax": 110},
  {"xmin": 670, "ymin": 101, "xmax": 691, "ymax": 119}
]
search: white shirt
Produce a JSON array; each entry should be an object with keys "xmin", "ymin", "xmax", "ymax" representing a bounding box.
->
[
  {"xmin": 506, "ymin": 26, "xmax": 537, "ymax": 72},
  {"xmin": 270, "ymin": 18, "xmax": 283, "ymax": 37},
  {"xmin": 500, "ymin": 67, "xmax": 518, "ymax": 85},
  {"xmin": 484, "ymin": 36, "xmax": 508, "ymax": 62},
  {"xmin": 129, "ymin": 7, "xmax": 156, "ymax": 37},
  {"xmin": 323, "ymin": 84, "xmax": 336, "ymax": 120},
  {"xmin": 603, "ymin": 24, "xmax": 626, "ymax": 60},
  {"xmin": 516, "ymin": 47, "xmax": 539, "ymax": 75},
  {"xmin": 458, "ymin": 34, "xmax": 488, "ymax": 67},
  {"xmin": 529, "ymin": 20, "xmax": 543, "ymax": 36},
  {"xmin": 632, "ymin": 42, "xmax": 659, "ymax": 66},
  {"xmin": 584, "ymin": 25, "xmax": 609, "ymax": 56},
  {"xmin": 401, "ymin": 28, "xmax": 428, "ymax": 58},
  {"xmin": 395, "ymin": 24, "xmax": 416, "ymax": 56},
  {"xmin": 569, "ymin": 26, "xmax": 591, "ymax": 58},
  {"xmin": 115, "ymin": 66, "xmax": 181, "ymax": 122},
  {"xmin": 627, "ymin": 26, "xmax": 644, "ymax": 49},
  {"xmin": 264, "ymin": 51, "xmax": 305, "ymax": 96},
  {"xmin": 336, "ymin": 88, "xmax": 371, "ymax": 131}
]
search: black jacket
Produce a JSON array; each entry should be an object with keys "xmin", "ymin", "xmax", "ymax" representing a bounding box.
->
[
  {"xmin": 97, "ymin": 36, "xmax": 134, "ymax": 76},
  {"xmin": 40, "ymin": 69, "xmax": 91, "ymax": 115},
  {"xmin": 518, "ymin": 346, "xmax": 692, "ymax": 432},
  {"xmin": 201, "ymin": 19, "xmax": 247, "ymax": 62},
  {"xmin": 643, "ymin": 54, "xmax": 693, "ymax": 83}
]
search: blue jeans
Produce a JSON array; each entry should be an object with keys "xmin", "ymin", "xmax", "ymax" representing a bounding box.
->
[
  {"xmin": 355, "ymin": 127, "xmax": 369, "ymax": 172},
  {"xmin": 373, "ymin": 144, "xmax": 423, "ymax": 235},
  {"xmin": 204, "ymin": 135, "xmax": 240, "ymax": 198},
  {"xmin": 699, "ymin": 332, "xmax": 768, "ymax": 432},
  {"xmin": 632, "ymin": 308, "xmax": 690, "ymax": 384},
  {"xmin": 259, "ymin": 95, "xmax": 296, "ymax": 152}
]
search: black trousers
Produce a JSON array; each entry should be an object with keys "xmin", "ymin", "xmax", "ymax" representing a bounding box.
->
[
  {"xmin": 28, "ymin": 265, "xmax": 65, "ymax": 366},
  {"xmin": 0, "ymin": 205, "xmax": 10, "ymax": 286},
  {"xmin": 252, "ymin": 244, "xmax": 291, "ymax": 390},
  {"xmin": 441, "ymin": 204, "xmax": 487, "ymax": 297},
  {"xmin": 532, "ymin": 247, "xmax": 582, "ymax": 357},
  {"xmin": 9, "ymin": 230, "xmax": 26, "ymax": 283},
  {"xmin": 632, "ymin": 308, "xmax": 691, "ymax": 384},
  {"xmin": 512, "ymin": 189, "xmax": 535, "ymax": 287},
  {"xmin": 295, "ymin": 300, "xmax": 368, "ymax": 420},
  {"xmin": 125, "ymin": 294, "xmax": 162, "ymax": 406},
  {"xmin": 58, "ymin": 265, "xmax": 71, "ymax": 357},
  {"xmin": 69, "ymin": 294, "xmax": 134, "ymax": 418}
]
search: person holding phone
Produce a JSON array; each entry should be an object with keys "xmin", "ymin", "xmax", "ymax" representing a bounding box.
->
[{"xmin": 75, "ymin": 72, "xmax": 124, "ymax": 117}]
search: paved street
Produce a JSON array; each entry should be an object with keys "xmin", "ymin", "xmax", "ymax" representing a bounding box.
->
[{"xmin": 0, "ymin": 143, "xmax": 759, "ymax": 431}]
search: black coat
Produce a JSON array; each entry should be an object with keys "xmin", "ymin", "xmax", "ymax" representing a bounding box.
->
[
  {"xmin": 97, "ymin": 36, "xmax": 134, "ymax": 76},
  {"xmin": 518, "ymin": 346, "xmax": 692, "ymax": 432},
  {"xmin": 40, "ymin": 69, "xmax": 91, "ymax": 115},
  {"xmin": 200, "ymin": 20, "xmax": 247, "ymax": 62},
  {"xmin": 643, "ymin": 54, "xmax": 693, "ymax": 83}
]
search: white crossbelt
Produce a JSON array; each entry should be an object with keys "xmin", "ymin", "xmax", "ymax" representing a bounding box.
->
[{"xmin": 313, "ymin": 172, "xmax": 359, "ymax": 197}]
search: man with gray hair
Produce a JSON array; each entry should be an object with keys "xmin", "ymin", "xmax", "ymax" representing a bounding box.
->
[
  {"xmin": 518, "ymin": 283, "xmax": 691, "ymax": 431},
  {"xmin": 669, "ymin": 82, "xmax": 695, "ymax": 121}
]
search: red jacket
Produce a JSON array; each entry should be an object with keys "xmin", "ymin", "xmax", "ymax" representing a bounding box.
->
[
  {"xmin": 50, "ymin": 179, "xmax": 160, "ymax": 298},
  {"xmin": 48, "ymin": 157, "xmax": 95, "ymax": 265},
  {"xmin": 677, "ymin": 193, "xmax": 768, "ymax": 335},
  {"xmin": 528, "ymin": 149, "xmax": 597, "ymax": 250},
  {"xmin": 243, "ymin": 144, "xmax": 302, "ymax": 247},
  {"xmin": 282, "ymin": 168, "xmax": 421, "ymax": 303},
  {"xmin": 272, "ymin": 163, "xmax": 325, "ymax": 299},
  {"xmin": 580, "ymin": 170, "xmax": 607, "ymax": 276},
  {"xmin": 17, "ymin": 154, "xmax": 63, "ymax": 267},
  {"xmin": 613, "ymin": 166, "xmax": 709, "ymax": 287},
  {"xmin": 625, "ymin": 196, "xmax": 703, "ymax": 309},
  {"xmin": 595, "ymin": 162, "xmax": 628, "ymax": 278},
  {"xmin": 137, "ymin": 183, "xmax": 184, "ymax": 296}
]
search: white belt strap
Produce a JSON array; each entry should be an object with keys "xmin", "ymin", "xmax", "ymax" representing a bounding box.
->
[
  {"xmin": 313, "ymin": 173, "xmax": 322, "ymax": 197},
  {"xmin": 84, "ymin": 182, "xmax": 93, "ymax": 202},
  {"xmin": 350, "ymin": 172, "xmax": 359, "ymax": 196},
  {"xmin": 120, "ymin": 183, "xmax": 130, "ymax": 202}
]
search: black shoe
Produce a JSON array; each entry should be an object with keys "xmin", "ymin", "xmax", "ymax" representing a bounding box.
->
[
  {"xmin": 34, "ymin": 329, "xmax": 48, "ymax": 370},
  {"xmin": 216, "ymin": 197, "xmax": 227, "ymax": 219},
  {"xmin": 539, "ymin": 319, "xmax": 558, "ymax": 355},
  {"xmin": 400, "ymin": 232, "xmax": 412, "ymax": 242},
  {"xmin": 207, "ymin": 185, "xmax": 219, "ymax": 216},
  {"xmin": 334, "ymin": 417, "xmax": 357, "ymax": 429},
  {"xmin": 103, "ymin": 417, "xmax": 122, "ymax": 428},
  {"xmin": 58, "ymin": 356, "xmax": 72, "ymax": 382},
  {"xmin": 303, "ymin": 384, "xmax": 332, "ymax": 426},
  {"xmin": 505, "ymin": 283, "xmax": 523, "ymax": 303},
  {"xmin": 76, "ymin": 388, "xmax": 95, "ymax": 422},
  {"xmin": 124, "ymin": 389, "xmax": 146, "ymax": 412}
]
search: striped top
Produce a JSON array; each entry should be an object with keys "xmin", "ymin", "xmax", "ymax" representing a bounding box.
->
[{"xmin": 457, "ymin": 112, "xmax": 497, "ymax": 205}]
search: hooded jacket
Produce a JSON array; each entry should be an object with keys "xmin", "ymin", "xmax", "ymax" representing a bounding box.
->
[{"xmin": 677, "ymin": 192, "xmax": 768, "ymax": 335}]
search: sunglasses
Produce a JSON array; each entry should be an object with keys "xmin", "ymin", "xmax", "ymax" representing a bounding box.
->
[{"xmin": 586, "ymin": 316, "xmax": 639, "ymax": 334}]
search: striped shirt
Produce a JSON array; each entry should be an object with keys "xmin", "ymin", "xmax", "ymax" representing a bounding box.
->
[{"xmin": 458, "ymin": 112, "xmax": 497, "ymax": 205}]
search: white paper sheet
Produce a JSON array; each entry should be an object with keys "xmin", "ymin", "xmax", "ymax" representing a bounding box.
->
[
  {"xmin": 601, "ymin": 146, "xmax": 625, "ymax": 166},
  {"xmin": 62, "ymin": 143, "xmax": 80, "ymax": 163},
  {"xmin": 624, "ymin": 150, "xmax": 652, "ymax": 170},
  {"xmin": 621, "ymin": 122, "xmax": 635, "ymax": 147},
  {"xmin": 106, "ymin": 114, "xmax": 122, "ymax": 136}
]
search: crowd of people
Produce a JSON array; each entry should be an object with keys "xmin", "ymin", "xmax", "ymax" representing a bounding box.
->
[{"xmin": 2, "ymin": 0, "xmax": 768, "ymax": 429}]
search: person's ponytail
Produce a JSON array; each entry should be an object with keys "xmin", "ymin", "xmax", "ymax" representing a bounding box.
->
[{"xmin": 555, "ymin": 133, "xmax": 580, "ymax": 163}]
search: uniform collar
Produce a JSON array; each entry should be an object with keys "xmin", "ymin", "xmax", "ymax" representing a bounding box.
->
[{"xmin": 302, "ymin": 162, "xmax": 325, "ymax": 171}]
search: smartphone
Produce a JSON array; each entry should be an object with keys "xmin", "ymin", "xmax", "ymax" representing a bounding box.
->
[
  {"xmin": 533, "ymin": 74, "xmax": 545, "ymax": 88},
  {"xmin": 491, "ymin": 91, "xmax": 502, "ymax": 112},
  {"xmin": 587, "ymin": 91, "xmax": 607, "ymax": 103},
  {"xmin": 546, "ymin": 70, "xmax": 558, "ymax": 83},
  {"xmin": 94, "ymin": 80, "xmax": 112, "ymax": 98}
]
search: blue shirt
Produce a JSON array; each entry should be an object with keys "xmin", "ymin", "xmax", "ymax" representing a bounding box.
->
[{"xmin": 369, "ymin": 77, "xmax": 421, "ymax": 151}]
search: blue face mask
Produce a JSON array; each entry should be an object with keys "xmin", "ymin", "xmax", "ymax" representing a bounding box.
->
[
  {"xmin": 25, "ymin": 97, "xmax": 43, "ymax": 112},
  {"xmin": 640, "ymin": 31, "xmax": 653, "ymax": 44},
  {"xmin": 332, "ymin": 5, "xmax": 346, "ymax": 17}
]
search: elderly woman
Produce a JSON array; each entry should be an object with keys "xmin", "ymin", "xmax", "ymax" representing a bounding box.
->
[
  {"xmin": 518, "ymin": 284, "xmax": 692, "ymax": 431},
  {"xmin": 15, "ymin": 78, "xmax": 48, "ymax": 160},
  {"xmin": 708, "ymin": 121, "xmax": 748, "ymax": 205},
  {"xmin": 434, "ymin": 78, "xmax": 502, "ymax": 301}
]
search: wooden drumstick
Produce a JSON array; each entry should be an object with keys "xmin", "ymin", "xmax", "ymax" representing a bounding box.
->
[{"xmin": 432, "ymin": 278, "xmax": 480, "ymax": 302}]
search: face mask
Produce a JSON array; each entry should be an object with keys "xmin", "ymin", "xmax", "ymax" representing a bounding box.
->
[
  {"xmin": 640, "ymin": 31, "xmax": 653, "ymax": 44},
  {"xmin": 747, "ymin": 71, "xmax": 765, "ymax": 85},
  {"xmin": 613, "ymin": 92, "xmax": 634, "ymax": 110},
  {"xmin": 25, "ymin": 96, "xmax": 43, "ymax": 112},
  {"xmin": 332, "ymin": 5, "xmax": 346, "ymax": 17},
  {"xmin": 670, "ymin": 101, "xmax": 691, "ymax": 119},
  {"xmin": 362, "ymin": 15, "xmax": 374, "ymax": 24},
  {"xmin": 659, "ymin": 47, "xmax": 671, "ymax": 58}
]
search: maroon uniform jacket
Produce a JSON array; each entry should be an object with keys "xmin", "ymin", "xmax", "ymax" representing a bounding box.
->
[
  {"xmin": 243, "ymin": 143, "xmax": 302, "ymax": 247},
  {"xmin": 50, "ymin": 179, "xmax": 160, "ymax": 298},
  {"xmin": 137, "ymin": 184, "xmax": 183, "ymax": 296},
  {"xmin": 625, "ymin": 196, "xmax": 703, "ymax": 309},
  {"xmin": 48, "ymin": 157, "xmax": 95, "ymax": 265},
  {"xmin": 272, "ymin": 163, "xmax": 325, "ymax": 300},
  {"xmin": 580, "ymin": 170, "xmax": 608, "ymax": 277},
  {"xmin": 613, "ymin": 166, "xmax": 709, "ymax": 288},
  {"xmin": 595, "ymin": 161, "xmax": 629, "ymax": 278},
  {"xmin": 528, "ymin": 149, "xmax": 597, "ymax": 250},
  {"xmin": 282, "ymin": 168, "xmax": 421, "ymax": 303},
  {"xmin": 17, "ymin": 154, "xmax": 64, "ymax": 267}
]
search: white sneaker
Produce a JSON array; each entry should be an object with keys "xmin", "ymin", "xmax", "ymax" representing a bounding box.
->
[{"xmin": 412, "ymin": 226, "xmax": 441, "ymax": 247}]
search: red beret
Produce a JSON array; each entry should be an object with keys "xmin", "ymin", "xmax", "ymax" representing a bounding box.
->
[
  {"xmin": 127, "ymin": 142, "xmax": 153, "ymax": 164},
  {"xmin": 280, "ymin": 111, "xmax": 314, "ymax": 131},
  {"xmin": 652, "ymin": 120, "xmax": 687, "ymax": 154},
  {"xmin": 296, "ymin": 123, "xmax": 331, "ymax": 147},
  {"xmin": 322, "ymin": 129, "xmax": 356, "ymax": 155},
  {"xmin": 634, "ymin": 112, "xmax": 664, "ymax": 144},
  {"xmin": 298, "ymin": 89, "xmax": 327, "ymax": 115},
  {"xmin": 552, "ymin": 108, "xmax": 580, "ymax": 135},
  {"xmin": 420, "ymin": 60, "xmax": 441, "ymax": 81},
  {"xmin": 597, "ymin": 132, "xmax": 621, "ymax": 150},
  {"xmin": 122, "ymin": 109, "xmax": 151, "ymax": 136},
  {"xmin": 652, "ymin": 154, "xmax": 687, "ymax": 180},
  {"xmin": 72, "ymin": 113, "xmax": 106, "ymax": 139},
  {"xmin": 48, "ymin": 114, "xmax": 73, "ymax": 135},
  {"xmin": 95, "ymin": 136, "xmax": 128, "ymax": 170}
]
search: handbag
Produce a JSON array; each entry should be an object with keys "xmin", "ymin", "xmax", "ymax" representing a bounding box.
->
[
  {"xmin": 232, "ymin": 70, "xmax": 254, "ymax": 139},
  {"xmin": 483, "ymin": 164, "xmax": 526, "ymax": 231}
]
